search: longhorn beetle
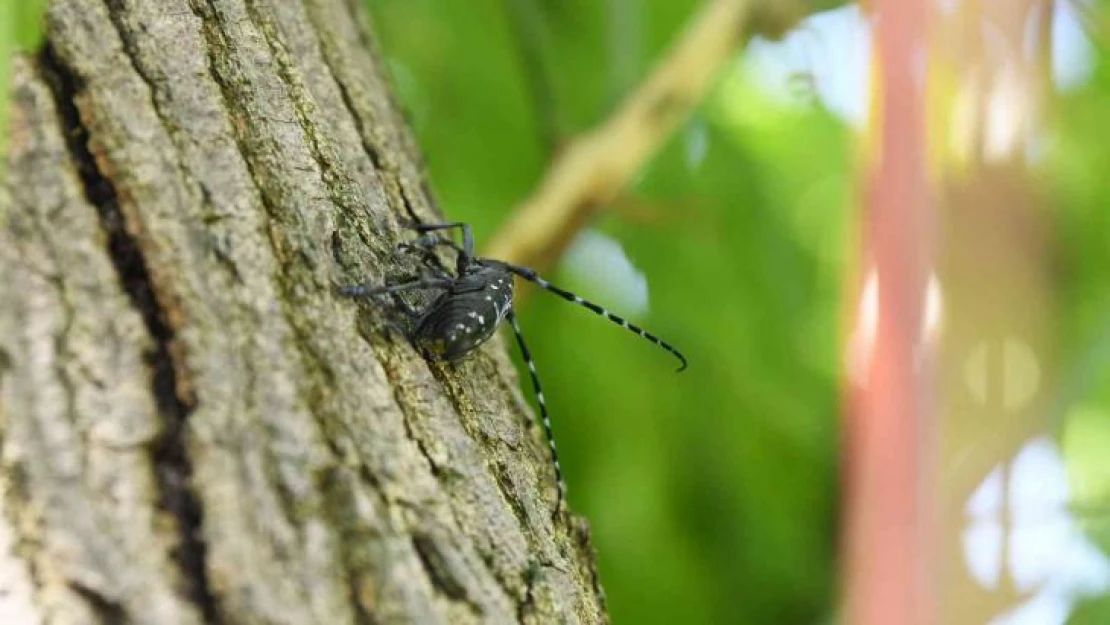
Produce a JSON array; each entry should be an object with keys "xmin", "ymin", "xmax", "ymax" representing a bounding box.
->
[{"xmin": 340, "ymin": 221, "xmax": 686, "ymax": 515}]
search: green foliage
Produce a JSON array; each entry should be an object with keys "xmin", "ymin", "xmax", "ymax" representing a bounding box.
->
[
  {"xmin": 1053, "ymin": 27, "xmax": 1110, "ymax": 625},
  {"xmin": 370, "ymin": 1, "xmax": 846, "ymax": 622}
]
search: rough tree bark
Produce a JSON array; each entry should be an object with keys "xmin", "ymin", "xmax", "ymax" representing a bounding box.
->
[{"xmin": 0, "ymin": 1, "xmax": 606, "ymax": 623}]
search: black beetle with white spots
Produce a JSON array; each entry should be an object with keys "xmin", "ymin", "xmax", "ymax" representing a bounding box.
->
[{"xmin": 341, "ymin": 221, "xmax": 686, "ymax": 516}]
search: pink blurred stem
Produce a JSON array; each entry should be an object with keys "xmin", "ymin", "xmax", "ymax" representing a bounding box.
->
[{"xmin": 842, "ymin": 0, "xmax": 936, "ymax": 624}]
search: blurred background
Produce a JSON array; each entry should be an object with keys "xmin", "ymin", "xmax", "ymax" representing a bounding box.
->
[
  {"xmin": 5, "ymin": 0, "xmax": 1110, "ymax": 623},
  {"xmin": 364, "ymin": 1, "xmax": 1110, "ymax": 623}
]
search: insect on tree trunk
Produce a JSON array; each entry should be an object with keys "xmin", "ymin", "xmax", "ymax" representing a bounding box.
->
[{"xmin": 0, "ymin": 1, "xmax": 606, "ymax": 624}]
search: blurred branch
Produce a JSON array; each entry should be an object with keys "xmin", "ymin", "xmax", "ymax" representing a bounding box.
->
[
  {"xmin": 842, "ymin": 1, "xmax": 933, "ymax": 624},
  {"xmin": 483, "ymin": 0, "xmax": 849, "ymax": 269}
]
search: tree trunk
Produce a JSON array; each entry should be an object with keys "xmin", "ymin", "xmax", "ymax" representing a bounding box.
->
[{"xmin": 0, "ymin": 1, "xmax": 605, "ymax": 624}]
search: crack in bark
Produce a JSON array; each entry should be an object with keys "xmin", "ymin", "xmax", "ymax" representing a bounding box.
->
[
  {"xmin": 410, "ymin": 532, "xmax": 482, "ymax": 613},
  {"xmin": 305, "ymin": 0, "xmax": 426, "ymax": 229},
  {"xmin": 517, "ymin": 562, "xmax": 539, "ymax": 624},
  {"xmin": 472, "ymin": 542, "xmax": 520, "ymax": 617},
  {"xmin": 242, "ymin": 0, "xmax": 380, "ymax": 241},
  {"xmin": 99, "ymin": 0, "xmax": 236, "ymax": 285},
  {"xmin": 490, "ymin": 458, "xmax": 531, "ymax": 533},
  {"xmin": 36, "ymin": 42, "xmax": 222, "ymax": 625},
  {"xmin": 327, "ymin": 63, "xmax": 387, "ymax": 181},
  {"xmin": 316, "ymin": 462, "xmax": 381, "ymax": 625},
  {"xmin": 306, "ymin": 0, "xmax": 389, "ymax": 179},
  {"xmin": 71, "ymin": 581, "xmax": 128, "ymax": 625},
  {"xmin": 572, "ymin": 517, "xmax": 607, "ymax": 614},
  {"xmin": 374, "ymin": 356, "xmax": 447, "ymax": 481}
]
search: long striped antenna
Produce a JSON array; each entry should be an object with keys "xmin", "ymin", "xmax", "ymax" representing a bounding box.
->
[
  {"xmin": 506, "ymin": 310, "xmax": 567, "ymax": 516},
  {"xmin": 498, "ymin": 263, "xmax": 688, "ymax": 372}
]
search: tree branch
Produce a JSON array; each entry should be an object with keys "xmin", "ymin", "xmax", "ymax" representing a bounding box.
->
[{"xmin": 483, "ymin": 0, "xmax": 850, "ymax": 270}]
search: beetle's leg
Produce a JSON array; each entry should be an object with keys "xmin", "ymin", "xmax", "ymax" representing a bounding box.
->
[
  {"xmin": 399, "ymin": 234, "xmax": 466, "ymax": 257},
  {"xmin": 338, "ymin": 277, "xmax": 452, "ymax": 301},
  {"xmin": 339, "ymin": 277, "xmax": 448, "ymax": 338},
  {"xmin": 398, "ymin": 226, "xmax": 472, "ymax": 275},
  {"xmin": 398, "ymin": 237, "xmax": 462, "ymax": 276},
  {"xmin": 402, "ymin": 221, "xmax": 476, "ymax": 273},
  {"xmin": 407, "ymin": 221, "xmax": 475, "ymax": 258}
]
